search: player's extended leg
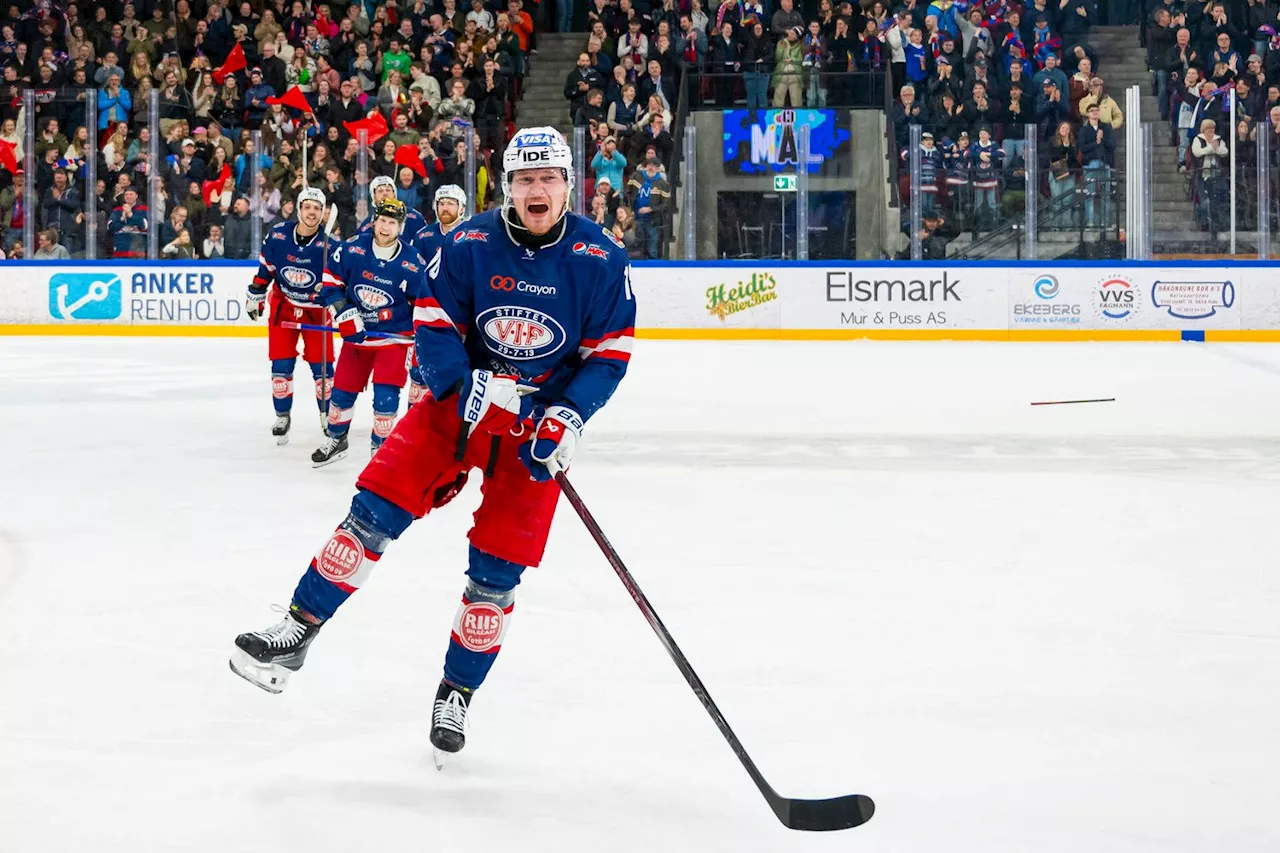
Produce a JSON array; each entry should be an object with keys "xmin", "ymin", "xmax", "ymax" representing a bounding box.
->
[
  {"xmin": 430, "ymin": 430, "xmax": 562, "ymax": 758},
  {"xmin": 231, "ymin": 398, "xmax": 473, "ymax": 694},
  {"xmin": 313, "ymin": 345, "xmax": 376, "ymax": 467}
]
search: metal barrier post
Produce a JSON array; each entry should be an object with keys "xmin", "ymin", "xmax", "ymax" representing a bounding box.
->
[
  {"xmin": 1259, "ymin": 123, "xmax": 1271, "ymax": 259},
  {"xmin": 1141, "ymin": 122, "xmax": 1153, "ymax": 259},
  {"xmin": 147, "ymin": 88, "xmax": 161, "ymax": 259},
  {"xmin": 21, "ymin": 89, "xmax": 35, "ymax": 255},
  {"xmin": 572, "ymin": 126, "xmax": 586, "ymax": 215},
  {"xmin": 85, "ymin": 92, "xmax": 98, "ymax": 259},
  {"xmin": 250, "ymin": 129, "xmax": 263, "ymax": 249},
  {"xmin": 908, "ymin": 123, "xmax": 922, "ymax": 261},
  {"xmin": 1024, "ymin": 123, "xmax": 1038, "ymax": 260},
  {"xmin": 682, "ymin": 125, "xmax": 696, "ymax": 260},
  {"xmin": 796, "ymin": 124, "xmax": 809, "ymax": 261},
  {"xmin": 356, "ymin": 130, "xmax": 369, "ymax": 225},
  {"xmin": 464, "ymin": 126, "xmax": 477, "ymax": 217}
]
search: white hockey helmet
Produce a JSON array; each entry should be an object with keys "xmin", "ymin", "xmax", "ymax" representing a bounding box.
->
[
  {"xmin": 297, "ymin": 186, "xmax": 326, "ymax": 210},
  {"xmin": 502, "ymin": 126, "xmax": 575, "ymax": 210},
  {"xmin": 434, "ymin": 183, "xmax": 467, "ymax": 213},
  {"xmin": 369, "ymin": 175, "xmax": 396, "ymax": 203}
]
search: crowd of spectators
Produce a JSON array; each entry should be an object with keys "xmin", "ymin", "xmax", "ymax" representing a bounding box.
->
[{"xmin": 0, "ymin": 0, "xmax": 538, "ymax": 259}]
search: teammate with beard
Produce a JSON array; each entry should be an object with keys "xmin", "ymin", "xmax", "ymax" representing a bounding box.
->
[
  {"xmin": 407, "ymin": 183, "xmax": 469, "ymax": 406},
  {"xmin": 229, "ymin": 128, "xmax": 636, "ymax": 769},
  {"xmin": 246, "ymin": 186, "xmax": 335, "ymax": 444}
]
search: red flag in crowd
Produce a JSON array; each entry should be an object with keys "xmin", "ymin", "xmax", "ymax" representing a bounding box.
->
[
  {"xmin": 0, "ymin": 137, "xmax": 17, "ymax": 175},
  {"xmin": 267, "ymin": 85, "xmax": 313, "ymax": 113},
  {"xmin": 394, "ymin": 145, "xmax": 427, "ymax": 178},
  {"xmin": 343, "ymin": 112, "xmax": 389, "ymax": 145},
  {"xmin": 213, "ymin": 43, "xmax": 247, "ymax": 85}
]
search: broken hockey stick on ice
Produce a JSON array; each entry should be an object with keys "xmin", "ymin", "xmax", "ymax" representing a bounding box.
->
[{"xmin": 553, "ymin": 472, "xmax": 876, "ymax": 832}]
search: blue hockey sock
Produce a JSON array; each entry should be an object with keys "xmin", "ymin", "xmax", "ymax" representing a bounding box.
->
[
  {"xmin": 292, "ymin": 489, "xmax": 415, "ymax": 621},
  {"xmin": 326, "ymin": 387, "xmax": 358, "ymax": 437},
  {"xmin": 442, "ymin": 546, "xmax": 527, "ymax": 691},
  {"xmin": 308, "ymin": 361, "xmax": 333, "ymax": 414},
  {"xmin": 271, "ymin": 358, "xmax": 296, "ymax": 414}
]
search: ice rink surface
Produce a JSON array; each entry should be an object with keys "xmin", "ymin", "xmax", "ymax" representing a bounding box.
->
[{"xmin": 2, "ymin": 336, "xmax": 1279, "ymax": 853}]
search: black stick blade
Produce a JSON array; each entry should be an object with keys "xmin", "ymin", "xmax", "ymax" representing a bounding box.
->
[{"xmin": 776, "ymin": 793, "xmax": 876, "ymax": 831}]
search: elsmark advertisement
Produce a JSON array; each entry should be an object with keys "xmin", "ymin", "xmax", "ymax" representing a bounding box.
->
[{"xmin": 785, "ymin": 267, "xmax": 1007, "ymax": 330}]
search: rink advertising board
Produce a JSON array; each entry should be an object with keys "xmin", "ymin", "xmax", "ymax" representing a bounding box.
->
[{"xmin": 3, "ymin": 261, "xmax": 1280, "ymax": 341}]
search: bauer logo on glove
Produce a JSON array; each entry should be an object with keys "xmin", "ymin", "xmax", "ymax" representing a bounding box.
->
[{"xmin": 518, "ymin": 405, "xmax": 582, "ymax": 481}]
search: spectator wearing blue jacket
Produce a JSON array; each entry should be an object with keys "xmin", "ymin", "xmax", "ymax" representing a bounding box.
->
[
  {"xmin": 98, "ymin": 73, "xmax": 132, "ymax": 130},
  {"xmin": 108, "ymin": 187, "xmax": 148, "ymax": 258},
  {"xmin": 243, "ymin": 67, "xmax": 276, "ymax": 130},
  {"xmin": 591, "ymin": 137, "xmax": 628, "ymax": 192}
]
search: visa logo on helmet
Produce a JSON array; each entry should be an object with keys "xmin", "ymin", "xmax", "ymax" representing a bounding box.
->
[{"xmin": 513, "ymin": 132, "xmax": 558, "ymax": 147}]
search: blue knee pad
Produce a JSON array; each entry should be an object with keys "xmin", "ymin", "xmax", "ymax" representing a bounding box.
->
[
  {"xmin": 292, "ymin": 489, "xmax": 417, "ymax": 621},
  {"xmin": 443, "ymin": 546, "xmax": 528, "ymax": 691},
  {"xmin": 372, "ymin": 382, "xmax": 400, "ymax": 414}
]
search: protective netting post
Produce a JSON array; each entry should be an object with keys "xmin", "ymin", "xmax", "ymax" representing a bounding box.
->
[
  {"xmin": 85, "ymin": 92, "xmax": 97, "ymax": 259},
  {"xmin": 1141, "ymin": 122, "xmax": 1153, "ymax": 260},
  {"xmin": 147, "ymin": 88, "xmax": 161, "ymax": 260},
  {"xmin": 682, "ymin": 125, "xmax": 696, "ymax": 260},
  {"xmin": 1258, "ymin": 124, "xmax": 1271, "ymax": 259},
  {"xmin": 464, "ymin": 126, "xmax": 477, "ymax": 217},
  {"xmin": 1124, "ymin": 85, "xmax": 1139, "ymax": 259},
  {"xmin": 796, "ymin": 124, "xmax": 810, "ymax": 261},
  {"xmin": 572, "ymin": 126, "xmax": 586, "ymax": 215},
  {"xmin": 356, "ymin": 130, "xmax": 370, "ymax": 226},
  {"xmin": 1024, "ymin": 123, "xmax": 1038, "ymax": 260},
  {"xmin": 249, "ymin": 129, "xmax": 263, "ymax": 250},
  {"xmin": 21, "ymin": 89, "xmax": 35, "ymax": 255},
  {"xmin": 908, "ymin": 123, "xmax": 922, "ymax": 261}
]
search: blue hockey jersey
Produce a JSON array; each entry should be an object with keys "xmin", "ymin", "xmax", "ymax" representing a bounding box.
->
[
  {"xmin": 414, "ymin": 209, "xmax": 635, "ymax": 422},
  {"xmin": 410, "ymin": 220, "xmax": 463, "ymax": 266},
  {"xmin": 322, "ymin": 231, "xmax": 428, "ymax": 346},
  {"xmin": 252, "ymin": 221, "xmax": 330, "ymax": 306}
]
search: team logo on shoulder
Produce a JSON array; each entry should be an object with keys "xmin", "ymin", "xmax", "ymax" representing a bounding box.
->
[
  {"xmin": 280, "ymin": 266, "xmax": 316, "ymax": 287},
  {"xmin": 402, "ymin": 261, "xmax": 419, "ymax": 273},
  {"xmin": 454, "ymin": 229, "xmax": 488, "ymax": 243},
  {"xmin": 270, "ymin": 231, "xmax": 287, "ymax": 241},
  {"xmin": 355, "ymin": 284, "xmax": 392, "ymax": 309},
  {"xmin": 601, "ymin": 226, "xmax": 624, "ymax": 248},
  {"xmin": 572, "ymin": 241, "xmax": 610, "ymax": 260},
  {"xmin": 477, "ymin": 305, "xmax": 566, "ymax": 361},
  {"xmin": 347, "ymin": 245, "xmax": 366, "ymax": 256}
]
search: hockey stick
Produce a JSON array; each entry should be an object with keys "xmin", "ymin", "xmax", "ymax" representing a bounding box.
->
[
  {"xmin": 553, "ymin": 472, "xmax": 876, "ymax": 832},
  {"xmin": 279, "ymin": 321, "xmax": 411, "ymax": 341},
  {"xmin": 318, "ymin": 204, "xmax": 340, "ymax": 428}
]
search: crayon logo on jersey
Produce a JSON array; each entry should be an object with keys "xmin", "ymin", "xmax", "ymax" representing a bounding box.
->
[
  {"xmin": 355, "ymin": 284, "xmax": 393, "ymax": 309},
  {"xmin": 48, "ymin": 273, "xmax": 123, "ymax": 321},
  {"xmin": 478, "ymin": 305, "xmax": 566, "ymax": 360},
  {"xmin": 453, "ymin": 229, "xmax": 489, "ymax": 243},
  {"xmin": 572, "ymin": 241, "xmax": 610, "ymax": 260},
  {"xmin": 280, "ymin": 266, "xmax": 317, "ymax": 287}
]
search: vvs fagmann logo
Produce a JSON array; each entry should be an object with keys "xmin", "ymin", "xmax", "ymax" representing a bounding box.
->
[{"xmin": 1092, "ymin": 275, "xmax": 1138, "ymax": 321}]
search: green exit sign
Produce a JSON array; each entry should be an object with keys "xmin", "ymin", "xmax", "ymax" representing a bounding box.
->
[{"xmin": 773, "ymin": 175, "xmax": 797, "ymax": 192}]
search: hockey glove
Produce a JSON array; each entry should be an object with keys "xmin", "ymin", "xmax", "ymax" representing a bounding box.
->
[
  {"xmin": 407, "ymin": 365, "xmax": 430, "ymax": 406},
  {"xmin": 246, "ymin": 287, "xmax": 267, "ymax": 321},
  {"xmin": 335, "ymin": 305, "xmax": 367, "ymax": 344},
  {"xmin": 458, "ymin": 369, "xmax": 537, "ymax": 438},
  {"xmin": 518, "ymin": 405, "xmax": 582, "ymax": 482}
]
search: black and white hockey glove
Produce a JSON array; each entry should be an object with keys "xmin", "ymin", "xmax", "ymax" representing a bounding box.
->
[{"xmin": 246, "ymin": 287, "xmax": 267, "ymax": 322}]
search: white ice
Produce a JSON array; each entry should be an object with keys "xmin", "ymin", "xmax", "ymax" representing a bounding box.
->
[{"xmin": 2, "ymin": 337, "xmax": 1279, "ymax": 853}]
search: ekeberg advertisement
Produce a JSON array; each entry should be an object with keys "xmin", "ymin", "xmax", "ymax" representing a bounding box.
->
[
  {"xmin": 784, "ymin": 267, "xmax": 1006, "ymax": 330},
  {"xmin": 10, "ymin": 265, "xmax": 256, "ymax": 325},
  {"xmin": 1007, "ymin": 269, "xmax": 1242, "ymax": 330}
]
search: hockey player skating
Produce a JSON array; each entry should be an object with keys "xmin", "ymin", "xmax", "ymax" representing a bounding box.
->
[
  {"xmin": 310, "ymin": 198, "xmax": 425, "ymax": 466},
  {"xmin": 230, "ymin": 127, "xmax": 636, "ymax": 768},
  {"xmin": 407, "ymin": 183, "xmax": 469, "ymax": 407},
  {"xmin": 358, "ymin": 175, "xmax": 427, "ymax": 238},
  {"xmin": 246, "ymin": 186, "xmax": 335, "ymax": 444}
]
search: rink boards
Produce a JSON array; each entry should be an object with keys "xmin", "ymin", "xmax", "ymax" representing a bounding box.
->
[{"xmin": 3, "ymin": 260, "xmax": 1280, "ymax": 341}]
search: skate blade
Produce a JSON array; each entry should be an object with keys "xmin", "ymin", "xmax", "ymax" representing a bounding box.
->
[
  {"xmin": 432, "ymin": 748, "xmax": 447, "ymax": 771},
  {"xmin": 275, "ymin": 433, "xmax": 290, "ymax": 446},
  {"xmin": 229, "ymin": 649, "xmax": 292, "ymax": 694},
  {"xmin": 311, "ymin": 448, "xmax": 348, "ymax": 468}
]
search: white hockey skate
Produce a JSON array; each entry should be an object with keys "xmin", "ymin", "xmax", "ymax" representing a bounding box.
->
[
  {"xmin": 229, "ymin": 605, "xmax": 322, "ymax": 694},
  {"xmin": 311, "ymin": 433, "xmax": 349, "ymax": 467},
  {"xmin": 430, "ymin": 681, "xmax": 472, "ymax": 770}
]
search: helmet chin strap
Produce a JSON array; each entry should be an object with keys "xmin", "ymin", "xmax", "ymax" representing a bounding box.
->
[{"xmin": 503, "ymin": 203, "xmax": 567, "ymax": 249}]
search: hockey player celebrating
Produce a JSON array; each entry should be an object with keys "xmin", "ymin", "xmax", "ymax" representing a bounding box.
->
[
  {"xmin": 358, "ymin": 175, "xmax": 427, "ymax": 238},
  {"xmin": 247, "ymin": 186, "xmax": 336, "ymax": 444},
  {"xmin": 230, "ymin": 127, "xmax": 636, "ymax": 767},
  {"xmin": 407, "ymin": 183, "xmax": 469, "ymax": 406},
  {"xmin": 310, "ymin": 198, "xmax": 425, "ymax": 466}
]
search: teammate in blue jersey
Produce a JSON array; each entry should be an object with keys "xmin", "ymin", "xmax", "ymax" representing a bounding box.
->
[
  {"xmin": 406, "ymin": 183, "xmax": 468, "ymax": 406},
  {"xmin": 246, "ymin": 187, "xmax": 335, "ymax": 444},
  {"xmin": 231, "ymin": 128, "xmax": 636, "ymax": 768},
  {"xmin": 358, "ymin": 175, "xmax": 427, "ymax": 238},
  {"xmin": 309, "ymin": 198, "xmax": 427, "ymax": 466}
]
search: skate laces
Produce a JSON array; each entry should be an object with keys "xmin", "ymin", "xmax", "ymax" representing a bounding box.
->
[
  {"xmin": 255, "ymin": 604, "xmax": 310, "ymax": 649},
  {"xmin": 319, "ymin": 434, "xmax": 343, "ymax": 453},
  {"xmin": 434, "ymin": 690, "xmax": 468, "ymax": 735}
]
